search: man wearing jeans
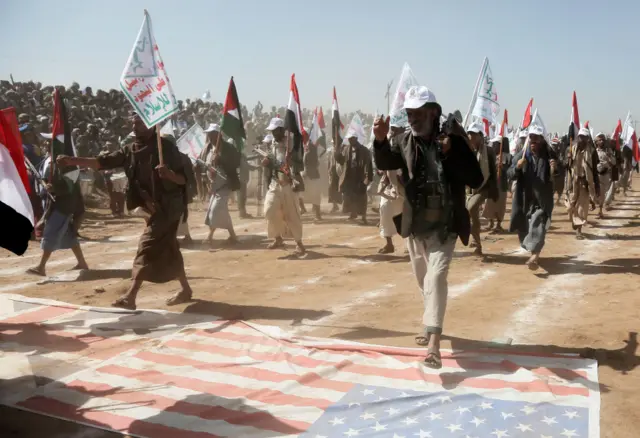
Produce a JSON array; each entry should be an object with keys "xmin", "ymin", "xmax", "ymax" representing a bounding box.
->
[{"xmin": 372, "ymin": 86, "xmax": 483, "ymax": 368}]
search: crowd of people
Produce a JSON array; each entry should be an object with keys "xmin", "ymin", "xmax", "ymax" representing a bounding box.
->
[{"xmin": 5, "ymin": 77, "xmax": 639, "ymax": 368}]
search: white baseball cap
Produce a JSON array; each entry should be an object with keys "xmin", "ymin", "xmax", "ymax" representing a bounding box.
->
[
  {"xmin": 266, "ymin": 117, "xmax": 285, "ymax": 131},
  {"xmin": 595, "ymin": 132, "xmax": 606, "ymax": 139},
  {"xmin": 578, "ymin": 127, "xmax": 590, "ymax": 137},
  {"xmin": 519, "ymin": 130, "xmax": 528, "ymax": 138},
  {"xmin": 467, "ymin": 122, "xmax": 484, "ymax": 135},
  {"xmin": 403, "ymin": 86, "xmax": 439, "ymax": 110},
  {"xmin": 490, "ymin": 135, "xmax": 503, "ymax": 143},
  {"xmin": 204, "ymin": 123, "xmax": 220, "ymax": 133},
  {"xmin": 528, "ymin": 125, "xmax": 545, "ymax": 136}
]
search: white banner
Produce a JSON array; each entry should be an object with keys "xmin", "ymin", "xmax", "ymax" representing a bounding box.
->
[
  {"xmin": 120, "ymin": 11, "xmax": 178, "ymax": 128},
  {"xmin": 342, "ymin": 114, "xmax": 367, "ymax": 146},
  {"xmin": 177, "ymin": 123, "xmax": 206, "ymax": 161},
  {"xmin": 470, "ymin": 57, "xmax": 500, "ymax": 126},
  {"xmin": 389, "ymin": 63, "xmax": 419, "ymax": 128}
]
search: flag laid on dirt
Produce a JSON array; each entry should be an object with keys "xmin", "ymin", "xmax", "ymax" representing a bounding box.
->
[
  {"xmin": 0, "ymin": 109, "xmax": 34, "ymax": 255},
  {"xmin": 1, "ymin": 295, "xmax": 601, "ymax": 438},
  {"xmin": 120, "ymin": 10, "xmax": 177, "ymax": 128},
  {"xmin": 220, "ymin": 76, "xmax": 246, "ymax": 152}
]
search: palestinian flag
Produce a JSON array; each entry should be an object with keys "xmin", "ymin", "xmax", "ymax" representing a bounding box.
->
[
  {"xmin": 284, "ymin": 74, "xmax": 306, "ymax": 155},
  {"xmin": 521, "ymin": 98, "xmax": 533, "ymax": 129},
  {"xmin": 568, "ymin": 91, "xmax": 580, "ymax": 142},
  {"xmin": 50, "ymin": 88, "xmax": 79, "ymax": 185},
  {"xmin": 220, "ymin": 76, "xmax": 246, "ymax": 152},
  {"xmin": 0, "ymin": 108, "xmax": 34, "ymax": 255},
  {"xmin": 332, "ymin": 87, "xmax": 343, "ymax": 146}
]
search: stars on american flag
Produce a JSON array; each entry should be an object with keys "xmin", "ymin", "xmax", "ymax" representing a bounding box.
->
[{"xmin": 302, "ymin": 385, "xmax": 590, "ymax": 438}]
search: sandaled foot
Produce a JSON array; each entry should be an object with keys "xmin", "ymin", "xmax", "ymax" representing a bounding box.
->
[
  {"xmin": 112, "ymin": 296, "xmax": 136, "ymax": 310},
  {"xmin": 225, "ymin": 236, "xmax": 239, "ymax": 246},
  {"xmin": 424, "ymin": 348, "xmax": 442, "ymax": 369},
  {"xmin": 378, "ymin": 245, "xmax": 395, "ymax": 254},
  {"xmin": 415, "ymin": 331, "xmax": 431, "ymax": 346},
  {"xmin": 294, "ymin": 243, "xmax": 307, "ymax": 256},
  {"xmin": 166, "ymin": 290, "xmax": 193, "ymax": 306},
  {"xmin": 526, "ymin": 255, "xmax": 539, "ymax": 271},
  {"xmin": 473, "ymin": 246, "xmax": 483, "ymax": 256},
  {"xmin": 267, "ymin": 239, "xmax": 284, "ymax": 250},
  {"xmin": 26, "ymin": 267, "xmax": 45, "ymax": 276},
  {"xmin": 69, "ymin": 264, "xmax": 89, "ymax": 271}
]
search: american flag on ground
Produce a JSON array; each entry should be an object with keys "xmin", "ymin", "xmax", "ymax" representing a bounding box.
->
[{"xmin": 0, "ymin": 295, "xmax": 600, "ymax": 437}]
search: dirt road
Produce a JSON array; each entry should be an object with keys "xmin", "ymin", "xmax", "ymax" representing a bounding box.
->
[{"xmin": 1, "ymin": 185, "xmax": 639, "ymax": 438}]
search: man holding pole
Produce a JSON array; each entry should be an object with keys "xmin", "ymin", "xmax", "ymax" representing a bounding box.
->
[
  {"xmin": 56, "ymin": 112, "xmax": 193, "ymax": 310},
  {"xmin": 260, "ymin": 117, "xmax": 306, "ymax": 256}
]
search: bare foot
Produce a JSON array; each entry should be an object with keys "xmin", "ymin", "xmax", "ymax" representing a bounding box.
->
[
  {"xmin": 473, "ymin": 246, "xmax": 483, "ymax": 256},
  {"xmin": 225, "ymin": 236, "xmax": 239, "ymax": 246},
  {"xmin": 112, "ymin": 296, "xmax": 136, "ymax": 310},
  {"xmin": 69, "ymin": 264, "xmax": 89, "ymax": 271}
]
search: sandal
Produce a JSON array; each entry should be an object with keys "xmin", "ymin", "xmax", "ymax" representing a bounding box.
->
[
  {"xmin": 112, "ymin": 296, "xmax": 137, "ymax": 310},
  {"xmin": 415, "ymin": 330, "xmax": 431, "ymax": 346},
  {"xmin": 166, "ymin": 291, "xmax": 193, "ymax": 306},
  {"xmin": 377, "ymin": 246, "xmax": 394, "ymax": 254},
  {"xmin": 26, "ymin": 267, "xmax": 46, "ymax": 276},
  {"xmin": 424, "ymin": 348, "xmax": 442, "ymax": 369}
]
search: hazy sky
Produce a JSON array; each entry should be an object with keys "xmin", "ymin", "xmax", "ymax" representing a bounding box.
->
[{"xmin": 2, "ymin": 0, "xmax": 639, "ymax": 132}]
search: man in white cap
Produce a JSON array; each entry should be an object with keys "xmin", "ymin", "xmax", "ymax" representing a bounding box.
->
[
  {"xmin": 594, "ymin": 133, "xmax": 615, "ymax": 218},
  {"xmin": 567, "ymin": 128, "xmax": 599, "ymax": 239},
  {"xmin": 466, "ymin": 122, "xmax": 494, "ymax": 255},
  {"xmin": 260, "ymin": 117, "xmax": 306, "ymax": 255},
  {"xmin": 334, "ymin": 132, "xmax": 373, "ymax": 225},
  {"xmin": 201, "ymin": 123, "xmax": 241, "ymax": 245},
  {"xmin": 483, "ymin": 135, "xmax": 511, "ymax": 232},
  {"xmin": 373, "ymin": 85, "xmax": 483, "ymax": 368},
  {"xmin": 509, "ymin": 124, "xmax": 556, "ymax": 269}
]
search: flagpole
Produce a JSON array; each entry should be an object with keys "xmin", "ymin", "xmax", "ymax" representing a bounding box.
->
[
  {"xmin": 156, "ymin": 125, "xmax": 164, "ymax": 165},
  {"xmin": 462, "ymin": 57, "xmax": 487, "ymax": 129}
]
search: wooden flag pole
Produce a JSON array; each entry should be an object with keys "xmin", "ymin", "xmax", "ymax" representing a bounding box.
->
[{"xmin": 156, "ymin": 125, "xmax": 164, "ymax": 165}]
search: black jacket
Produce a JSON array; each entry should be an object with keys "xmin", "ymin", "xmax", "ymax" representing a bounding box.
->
[{"xmin": 373, "ymin": 131, "xmax": 484, "ymax": 245}]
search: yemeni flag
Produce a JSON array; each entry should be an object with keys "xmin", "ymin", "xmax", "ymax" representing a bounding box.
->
[
  {"xmin": 499, "ymin": 109, "xmax": 508, "ymax": 136},
  {"xmin": 50, "ymin": 88, "xmax": 79, "ymax": 186},
  {"xmin": 568, "ymin": 91, "xmax": 580, "ymax": 142},
  {"xmin": 318, "ymin": 106, "xmax": 326, "ymax": 130},
  {"xmin": 332, "ymin": 87, "xmax": 344, "ymax": 147},
  {"xmin": 284, "ymin": 74, "xmax": 306, "ymax": 155},
  {"xmin": 0, "ymin": 108, "xmax": 34, "ymax": 255},
  {"xmin": 220, "ymin": 76, "xmax": 246, "ymax": 151},
  {"xmin": 612, "ymin": 119, "xmax": 623, "ymax": 151},
  {"xmin": 521, "ymin": 98, "xmax": 533, "ymax": 129}
]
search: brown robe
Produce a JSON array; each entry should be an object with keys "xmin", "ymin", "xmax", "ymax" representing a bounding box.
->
[
  {"xmin": 97, "ymin": 136, "xmax": 186, "ymax": 283},
  {"xmin": 335, "ymin": 142, "xmax": 373, "ymax": 216}
]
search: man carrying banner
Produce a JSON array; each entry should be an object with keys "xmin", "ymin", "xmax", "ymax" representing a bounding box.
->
[
  {"xmin": 372, "ymin": 86, "xmax": 483, "ymax": 368},
  {"xmin": 56, "ymin": 112, "xmax": 193, "ymax": 310},
  {"xmin": 261, "ymin": 117, "xmax": 306, "ymax": 256},
  {"xmin": 509, "ymin": 125, "xmax": 556, "ymax": 270}
]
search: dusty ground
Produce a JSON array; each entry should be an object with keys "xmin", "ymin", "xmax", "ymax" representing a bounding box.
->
[{"xmin": 1, "ymin": 181, "xmax": 639, "ymax": 438}]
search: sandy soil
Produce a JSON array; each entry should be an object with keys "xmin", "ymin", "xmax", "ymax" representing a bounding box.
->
[{"xmin": 1, "ymin": 182, "xmax": 639, "ymax": 438}]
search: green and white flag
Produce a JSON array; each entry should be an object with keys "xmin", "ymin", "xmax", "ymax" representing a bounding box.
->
[
  {"xmin": 389, "ymin": 63, "xmax": 419, "ymax": 128},
  {"xmin": 469, "ymin": 57, "xmax": 500, "ymax": 128},
  {"xmin": 120, "ymin": 10, "xmax": 178, "ymax": 128}
]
